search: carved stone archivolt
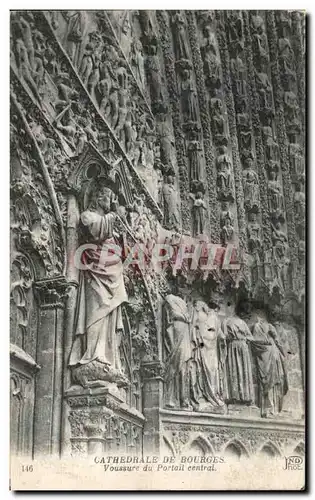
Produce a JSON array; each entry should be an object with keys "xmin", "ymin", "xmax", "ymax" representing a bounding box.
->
[{"xmin": 10, "ymin": 10, "xmax": 305, "ymax": 459}]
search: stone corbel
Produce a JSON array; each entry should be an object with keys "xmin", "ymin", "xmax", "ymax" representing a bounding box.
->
[{"xmin": 10, "ymin": 343, "xmax": 41, "ymax": 376}]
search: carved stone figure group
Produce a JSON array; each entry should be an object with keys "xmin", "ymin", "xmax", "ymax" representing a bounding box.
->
[{"xmin": 164, "ymin": 296, "xmax": 289, "ymax": 418}]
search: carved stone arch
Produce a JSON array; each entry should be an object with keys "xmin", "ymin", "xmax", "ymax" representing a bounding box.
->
[
  {"xmin": 223, "ymin": 439, "xmax": 250, "ymax": 459},
  {"xmin": 259, "ymin": 441, "xmax": 282, "ymax": 458},
  {"xmin": 183, "ymin": 435, "xmax": 214, "ymax": 456}
]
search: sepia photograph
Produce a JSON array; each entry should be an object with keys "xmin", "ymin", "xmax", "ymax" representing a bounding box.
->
[{"xmin": 9, "ymin": 7, "xmax": 306, "ymax": 491}]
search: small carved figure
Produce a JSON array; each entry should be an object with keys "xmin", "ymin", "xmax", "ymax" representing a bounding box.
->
[
  {"xmin": 279, "ymin": 37, "xmax": 294, "ymax": 74},
  {"xmin": 268, "ymin": 171, "xmax": 283, "ymax": 214},
  {"xmin": 237, "ymin": 112, "xmax": 252, "ymax": 150},
  {"xmin": 284, "ymin": 90, "xmax": 300, "ymax": 125},
  {"xmin": 294, "ymin": 188, "xmax": 305, "ymax": 218},
  {"xmin": 131, "ymin": 39, "xmax": 145, "ymax": 89},
  {"xmin": 190, "ymin": 191, "xmax": 207, "ymax": 237},
  {"xmin": 119, "ymin": 13, "xmax": 131, "ymax": 58},
  {"xmin": 217, "ymin": 146, "xmax": 233, "ymax": 197},
  {"xmin": 146, "ymin": 38, "xmax": 163, "ymax": 106},
  {"xmin": 289, "ymin": 143, "xmax": 304, "ymax": 178},
  {"xmin": 227, "ymin": 10, "xmax": 244, "ymax": 54},
  {"xmin": 43, "ymin": 41, "xmax": 58, "ymax": 76},
  {"xmin": 221, "ymin": 214, "xmax": 234, "ymax": 245},
  {"xmin": 14, "ymin": 38, "xmax": 42, "ymax": 103},
  {"xmin": 187, "ymin": 136, "xmax": 202, "ymax": 182},
  {"xmin": 202, "ymin": 36, "xmax": 221, "ymax": 92},
  {"xmin": 171, "ymin": 12, "xmax": 190, "ymax": 61},
  {"xmin": 181, "ymin": 67, "xmax": 199, "ymax": 124},
  {"xmin": 256, "ymin": 71, "xmax": 273, "ymax": 110},
  {"xmin": 114, "ymin": 87, "xmax": 129, "ymax": 143},
  {"xmin": 157, "ymin": 114, "xmax": 174, "ymax": 166},
  {"xmin": 211, "ymin": 98, "xmax": 225, "ymax": 140},
  {"xmin": 221, "ymin": 309, "xmax": 255, "ymax": 405},
  {"xmin": 251, "ymin": 11, "xmax": 265, "ymax": 35},
  {"xmin": 162, "ymin": 176, "xmax": 180, "ymax": 231},
  {"xmin": 265, "ymin": 132, "xmax": 280, "ymax": 163},
  {"xmin": 98, "ymin": 67, "xmax": 112, "ymax": 119},
  {"xmin": 55, "ymin": 106, "xmax": 77, "ymax": 148},
  {"xmin": 230, "ymin": 56, "xmax": 246, "ymax": 97},
  {"xmin": 252, "ymin": 30, "xmax": 269, "ymax": 68},
  {"xmin": 64, "ymin": 11, "xmax": 88, "ymax": 68},
  {"xmin": 164, "ymin": 295, "xmax": 192, "ymax": 410},
  {"xmin": 251, "ymin": 319, "xmax": 289, "ymax": 417},
  {"xmin": 247, "ymin": 212, "xmax": 262, "ymax": 253},
  {"xmin": 244, "ymin": 170, "xmax": 260, "ymax": 212}
]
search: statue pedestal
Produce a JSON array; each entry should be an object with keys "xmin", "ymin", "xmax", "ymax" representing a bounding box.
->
[{"xmin": 65, "ymin": 386, "xmax": 145, "ymax": 457}]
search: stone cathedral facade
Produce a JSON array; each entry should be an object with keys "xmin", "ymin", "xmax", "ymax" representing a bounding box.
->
[{"xmin": 10, "ymin": 10, "xmax": 305, "ymax": 460}]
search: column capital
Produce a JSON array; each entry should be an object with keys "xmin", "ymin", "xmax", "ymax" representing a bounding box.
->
[
  {"xmin": 141, "ymin": 360, "xmax": 164, "ymax": 381},
  {"xmin": 34, "ymin": 276, "xmax": 69, "ymax": 309}
]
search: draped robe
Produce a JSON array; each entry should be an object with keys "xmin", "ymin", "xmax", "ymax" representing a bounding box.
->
[
  {"xmin": 251, "ymin": 320, "xmax": 289, "ymax": 415},
  {"xmin": 190, "ymin": 308, "xmax": 225, "ymax": 409},
  {"xmin": 69, "ymin": 210, "xmax": 127, "ymax": 371},
  {"xmin": 164, "ymin": 295, "xmax": 192, "ymax": 408},
  {"xmin": 221, "ymin": 316, "xmax": 255, "ymax": 404}
]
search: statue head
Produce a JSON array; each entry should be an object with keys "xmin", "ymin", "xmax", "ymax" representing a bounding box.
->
[{"xmin": 88, "ymin": 181, "xmax": 116, "ymax": 214}]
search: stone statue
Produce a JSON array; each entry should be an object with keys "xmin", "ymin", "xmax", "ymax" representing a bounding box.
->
[
  {"xmin": 164, "ymin": 295, "xmax": 192, "ymax": 409},
  {"xmin": 221, "ymin": 310, "xmax": 255, "ymax": 405},
  {"xmin": 247, "ymin": 212, "xmax": 262, "ymax": 253},
  {"xmin": 211, "ymin": 98, "xmax": 225, "ymax": 140},
  {"xmin": 131, "ymin": 39, "xmax": 145, "ymax": 89},
  {"xmin": 187, "ymin": 137, "xmax": 202, "ymax": 182},
  {"xmin": 69, "ymin": 182, "xmax": 129, "ymax": 388},
  {"xmin": 230, "ymin": 56, "xmax": 246, "ymax": 97},
  {"xmin": 202, "ymin": 37, "xmax": 221, "ymax": 92},
  {"xmin": 146, "ymin": 38, "xmax": 163, "ymax": 106},
  {"xmin": 268, "ymin": 171, "xmax": 283, "ymax": 214},
  {"xmin": 217, "ymin": 147, "xmax": 233, "ymax": 197},
  {"xmin": 190, "ymin": 301, "xmax": 225, "ymax": 412},
  {"xmin": 162, "ymin": 176, "xmax": 180, "ymax": 231},
  {"xmin": 220, "ymin": 208, "xmax": 234, "ymax": 245},
  {"xmin": 244, "ymin": 170, "xmax": 260, "ymax": 212},
  {"xmin": 171, "ymin": 12, "xmax": 190, "ymax": 61},
  {"xmin": 13, "ymin": 35, "xmax": 42, "ymax": 103},
  {"xmin": 256, "ymin": 72, "xmax": 273, "ymax": 110},
  {"xmin": 190, "ymin": 191, "xmax": 207, "ymax": 237},
  {"xmin": 98, "ymin": 67, "xmax": 112, "ymax": 119},
  {"xmin": 251, "ymin": 319, "xmax": 289, "ymax": 417},
  {"xmin": 180, "ymin": 68, "xmax": 199, "ymax": 124},
  {"xmin": 157, "ymin": 114, "xmax": 174, "ymax": 166},
  {"xmin": 64, "ymin": 11, "xmax": 88, "ymax": 68}
]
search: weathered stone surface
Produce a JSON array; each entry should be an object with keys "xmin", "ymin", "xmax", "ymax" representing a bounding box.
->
[{"xmin": 10, "ymin": 10, "xmax": 305, "ymax": 460}]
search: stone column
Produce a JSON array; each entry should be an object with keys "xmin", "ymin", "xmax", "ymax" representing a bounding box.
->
[
  {"xmin": 61, "ymin": 194, "xmax": 80, "ymax": 457},
  {"xmin": 33, "ymin": 277, "xmax": 68, "ymax": 457},
  {"xmin": 85, "ymin": 424, "xmax": 106, "ymax": 455},
  {"xmin": 141, "ymin": 361, "xmax": 164, "ymax": 456}
]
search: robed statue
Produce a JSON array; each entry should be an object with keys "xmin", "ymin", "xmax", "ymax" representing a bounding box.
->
[
  {"xmin": 69, "ymin": 182, "xmax": 129, "ymax": 388},
  {"xmin": 251, "ymin": 319, "xmax": 289, "ymax": 417},
  {"xmin": 164, "ymin": 295, "xmax": 192, "ymax": 410},
  {"xmin": 221, "ymin": 312, "xmax": 255, "ymax": 405},
  {"xmin": 190, "ymin": 301, "xmax": 225, "ymax": 412}
]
